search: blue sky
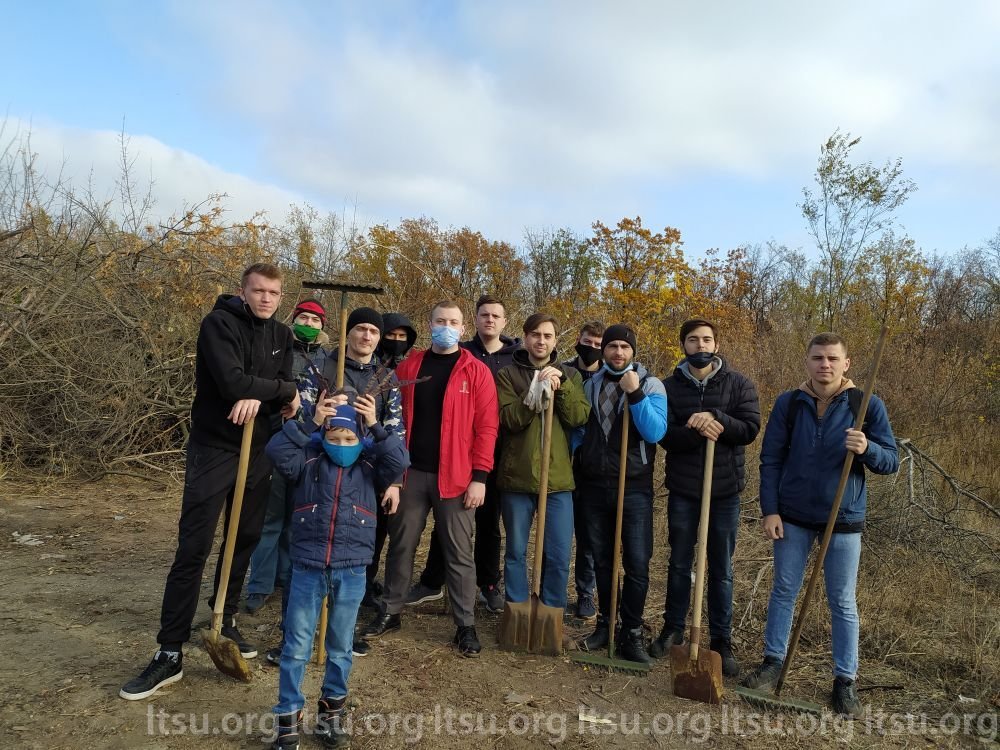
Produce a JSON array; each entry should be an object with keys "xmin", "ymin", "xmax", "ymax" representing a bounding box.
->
[{"xmin": 3, "ymin": 1, "xmax": 998, "ymax": 258}]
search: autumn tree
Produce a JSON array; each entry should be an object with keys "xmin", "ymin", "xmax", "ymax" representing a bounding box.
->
[
  {"xmin": 800, "ymin": 130, "xmax": 917, "ymax": 329},
  {"xmin": 590, "ymin": 216, "xmax": 692, "ymax": 373}
]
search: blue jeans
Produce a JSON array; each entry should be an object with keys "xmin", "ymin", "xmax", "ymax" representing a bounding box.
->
[
  {"xmin": 580, "ymin": 483, "xmax": 653, "ymax": 630},
  {"xmin": 275, "ymin": 563, "xmax": 367, "ymax": 714},
  {"xmin": 663, "ymin": 493, "xmax": 740, "ymax": 641},
  {"xmin": 501, "ymin": 491, "xmax": 573, "ymax": 608},
  {"xmin": 763, "ymin": 522, "xmax": 861, "ymax": 680},
  {"xmin": 248, "ymin": 472, "xmax": 292, "ymax": 597}
]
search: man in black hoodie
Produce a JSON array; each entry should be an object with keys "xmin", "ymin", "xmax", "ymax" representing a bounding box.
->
[
  {"xmin": 320, "ymin": 308, "xmax": 407, "ymax": 613},
  {"xmin": 377, "ymin": 312, "xmax": 417, "ymax": 370},
  {"xmin": 407, "ymin": 295, "xmax": 519, "ymax": 614},
  {"xmin": 121, "ymin": 263, "xmax": 299, "ymax": 700},
  {"xmin": 649, "ymin": 319, "xmax": 761, "ymax": 677}
]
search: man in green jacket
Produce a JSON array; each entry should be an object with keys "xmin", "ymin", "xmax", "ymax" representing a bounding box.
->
[{"xmin": 496, "ymin": 313, "xmax": 591, "ymax": 610}]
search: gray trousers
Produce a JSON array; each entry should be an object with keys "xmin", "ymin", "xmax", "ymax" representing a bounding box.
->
[{"xmin": 383, "ymin": 469, "xmax": 477, "ymax": 627}]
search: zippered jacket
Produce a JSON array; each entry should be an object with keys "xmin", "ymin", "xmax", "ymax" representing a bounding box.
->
[
  {"xmin": 660, "ymin": 358, "xmax": 761, "ymax": 498},
  {"xmin": 266, "ymin": 420, "xmax": 409, "ymax": 570},
  {"xmin": 396, "ymin": 348, "xmax": 499, "ymax": 497},
  {"xmin": 577, "ymin": 364, "xmax": 667, "ymax": 489},
  {"xmin": 759, "ymin": 388, "xmax": 898, "ymax": 529},
  {"xmin": 496, "ymin": 349, "xmax": 590, "ymax": 493}
]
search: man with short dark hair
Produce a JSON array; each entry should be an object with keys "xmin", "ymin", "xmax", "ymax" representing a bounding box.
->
[
  {"xmin": 577, "ymin": 324, "xmax": 667, "ymax": 664},
  {"xmin": 409, "ymin": 294, "xmax": 519, "ymax": 613},
  {"xmin": 742, "ymin": 332, "xmax": 898, "ymax": 717},
  {"xmin": 649, "ymin": 319, "xmax": 761, "ymax": 677},
  {"xmin": 320, "ymin": 308, "xmax": 406, "ymax": 614},
  {"xmin": 121, "ymin": 262, "xmax": 299, "ymax": 700},
  {"xmin": 562, "ymin": 320, "xmax": 604, "ymax": 619},
  {"xmin": 496, "ymin": 313, "xmax": 590, "ymax": 619},
  {"xmin": 364, "ymin": 301, "xmax": 499, "ymax": 658}
]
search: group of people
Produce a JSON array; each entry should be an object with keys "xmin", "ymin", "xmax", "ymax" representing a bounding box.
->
[{"xmin": 118, "ymin": 263, "xmax": 899, "ymax": 749}]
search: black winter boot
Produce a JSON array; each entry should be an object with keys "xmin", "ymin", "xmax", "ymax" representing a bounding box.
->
[
  {"xmin": 581, "ymin": 617, "xmax": 610, "ymax": 652},
  {"xmin": 272, "ymin": 711, "xmax": 301, "ymax": 750},
  {"xmin": 618, "ymin": 626, "xmax": 652, "ymax": 664},
  {"xmin": 317, "ymin": 696, "xmax": 350, "ymax": 748}
]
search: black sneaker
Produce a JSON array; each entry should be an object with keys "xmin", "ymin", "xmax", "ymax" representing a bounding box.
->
[
  {"xmin": 403, "ymin": 583, "xmax": 443, "ymax": 606},
  {"xmin": 317, "ymin": 697, "xmax": 350, "ymax": 748},
  {"xmin": 352, "ymin": 638, "xmax": 370, "ymax": 657},
  {"xmin": 221, "ymin": 616, "xmax": 258, "ymax": 658},
  {"xmin": 648, "ymin": 626, "xmax": 684, "ymax": 659},
  {"xmin": 245, "ymin": 592, "xmax": 268, "ymax": 614},
  {"xmin": 740, "ymin": 656, "xmax": 783, "ymax": 692},
  {"xmin": 454, "ymin": 625, "xmax": 482, "ymax": 658},
  {"xmin": 575, "ymin": 595, "xmax": 597, "ymax": 620},
  {"xmin": 119, "ymin": 651, "xmax": 183, "ymax": 700},
  {"xmin": 832, "ymin": 676, "xmax": 863, "ymax": 718},
  {"xmin": 710, "ymin": 638, "xmax": 740, "ymax": 677},
  {"xmin": 265, "ymin": 644, "xmax": 283, "ymax": 666},
  {"xmin": 478, "ymin": 584, "xmax": 504, "ymax": 614},
  {"xmin": 618, "ymin": 626, "xmax": 652, "ymax": 664},
  {"xmin": 361, "ymin": 611, "xmax": 401, "ymax": 639},
  {"xmin": 581, "ymin": 617, "xmax": 610, "ymax": 652}
]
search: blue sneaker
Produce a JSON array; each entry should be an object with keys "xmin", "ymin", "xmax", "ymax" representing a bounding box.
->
[{"xmin": 575, "ymin": 595, "xmax": 597, "ymax": 620}]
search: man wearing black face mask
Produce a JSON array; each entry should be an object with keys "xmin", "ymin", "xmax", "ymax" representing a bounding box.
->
[
  {"xmin": 562, "ymin": 321, "xmax": 604, "ymax": 619},
  {"xmin": 377, "ymin": 313, "xmax": 417, "ymax": 370},
  {"xmin": 649, "ymin": 319, "xmax": 761, "ymax": 677}
]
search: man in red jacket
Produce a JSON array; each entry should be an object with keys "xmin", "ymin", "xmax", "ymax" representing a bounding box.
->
[{"xmin": 362, "ymin": 300, "xmax": 499, "ymax": 657}]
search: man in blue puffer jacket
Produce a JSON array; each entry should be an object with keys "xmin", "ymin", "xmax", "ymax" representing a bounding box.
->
[
  {"xmin": 742, "ymin": 332, "xmax": 898, "ymax": 718},
  {"xmin": 265, "ymin": 403, "xmax": 408, "ymax": 750}
]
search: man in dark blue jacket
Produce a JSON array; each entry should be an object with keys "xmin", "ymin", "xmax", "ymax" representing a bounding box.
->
[
  {"xmin": 650, "ymin": 319, "xmax": 760, "ymax": 676},
  {"xmin": 742, "ymin": 332, "xmax": 898, "ymax": 718}
]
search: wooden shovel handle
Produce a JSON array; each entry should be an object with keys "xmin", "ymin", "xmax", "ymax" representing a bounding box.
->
[
  {"xmin": 211, "ymin": 416, "xmax": 255, "ymax": 632},
  {"xmin": 531, "ymin": 396, "xmax": 556, "ymax": 595},
  {"xmin": 689, "ymin": 439, "xmax": 715, "ymax": 661},
  {"xmin": 775, "ymin": 325, "xmax": 889, "ymax": 695},
  {"xmin": 607, "ymin": 404, "xmax": 630, "ymax": 657}
]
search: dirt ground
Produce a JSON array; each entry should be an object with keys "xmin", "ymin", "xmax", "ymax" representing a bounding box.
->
[{"xmin": 1, "ymin": 477, "xmax": 996, "ymax": 749}]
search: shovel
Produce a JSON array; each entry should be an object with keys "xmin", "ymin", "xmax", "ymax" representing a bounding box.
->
[
  {"xmin": 200, "ymin": 416, "xmax": 255, "ymax": 682},
  {"xmin": 499, "ymin": 396, "xmax": 564, "ymax": 655},
  {"xmin": 670, "ymin": 439, "xmax": 723, "ymax": 704}
]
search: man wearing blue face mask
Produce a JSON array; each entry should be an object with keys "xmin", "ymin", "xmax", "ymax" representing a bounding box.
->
[
  {"xmin": 649, "ymin": 319, "xmax": 761, "ymax": 678},
  {"xmin": 265, "ymin": 402, "xmax": 409, "ymax": 749},
  {"xmin": 576, "ymin": 324, "xmax": 667, "ymax": 664},
  {"xmin": 364, "ymin": 300, "xmax": 499, "ymax": 658}
]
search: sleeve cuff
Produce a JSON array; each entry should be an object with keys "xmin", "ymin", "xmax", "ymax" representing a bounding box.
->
[
  {"xmin": 471, "ymin": 469, "xmax": 489, "ymax": 484},
  {"xmin": 626, "ymin": 388, "xmax": 646, "ymax": 405}
]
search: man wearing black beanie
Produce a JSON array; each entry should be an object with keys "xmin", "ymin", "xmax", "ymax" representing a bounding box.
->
[
  {"xmin": 576, "ymin": 323, "xmax": 668, "ymax": 665},
  {"xmin": 321, "ymin": 307, "xmax": 406, "ymax": 618}
]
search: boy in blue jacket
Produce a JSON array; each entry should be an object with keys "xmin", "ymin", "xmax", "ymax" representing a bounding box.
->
[
  {"xmin": 742, "ymin": 332, "xmax": 898, "ymax": 717},
  {"xmin": 265, "ymin": 403, "xmax": 408, "ymax": 749}
]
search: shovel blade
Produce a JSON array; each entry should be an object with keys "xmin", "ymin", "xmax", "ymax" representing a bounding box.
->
[
  {"xmin": 200, "ymin": 627, "xmax": 252, "ymax": 683},
  {"xmin": 527, "ymin": 600, "xmax": 564, "ymax": 656},
  {"xmin": 497, "ymin": 599, "xmax": 533, "ymax": 652},
  {"xmin": 670, "ymin": 644, "xmax": 723, "ymax": 704}
]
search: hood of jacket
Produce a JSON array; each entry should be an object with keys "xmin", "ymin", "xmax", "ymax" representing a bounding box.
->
[{"xmin": 380, "ymin": 313, "xmax": 417, "ymax": 349}]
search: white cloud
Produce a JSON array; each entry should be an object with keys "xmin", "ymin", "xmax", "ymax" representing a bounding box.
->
[
  {"xmin": 164, "ymin": 0, "xmax": 999, "ymax": 243},
  {"xmin": 2, "ymin": 116, "xmax": 303, "ymax": 226}
]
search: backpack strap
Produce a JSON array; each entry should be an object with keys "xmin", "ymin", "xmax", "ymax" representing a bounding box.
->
[{"xmin": 782, "ymin": 390, "xmax": 801, "ymax": 454}]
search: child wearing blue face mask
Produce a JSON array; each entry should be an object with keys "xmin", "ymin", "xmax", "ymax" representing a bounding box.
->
[{"xmin": 265, "ymin": 403, "xmax": 409, "ymax": 749}]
